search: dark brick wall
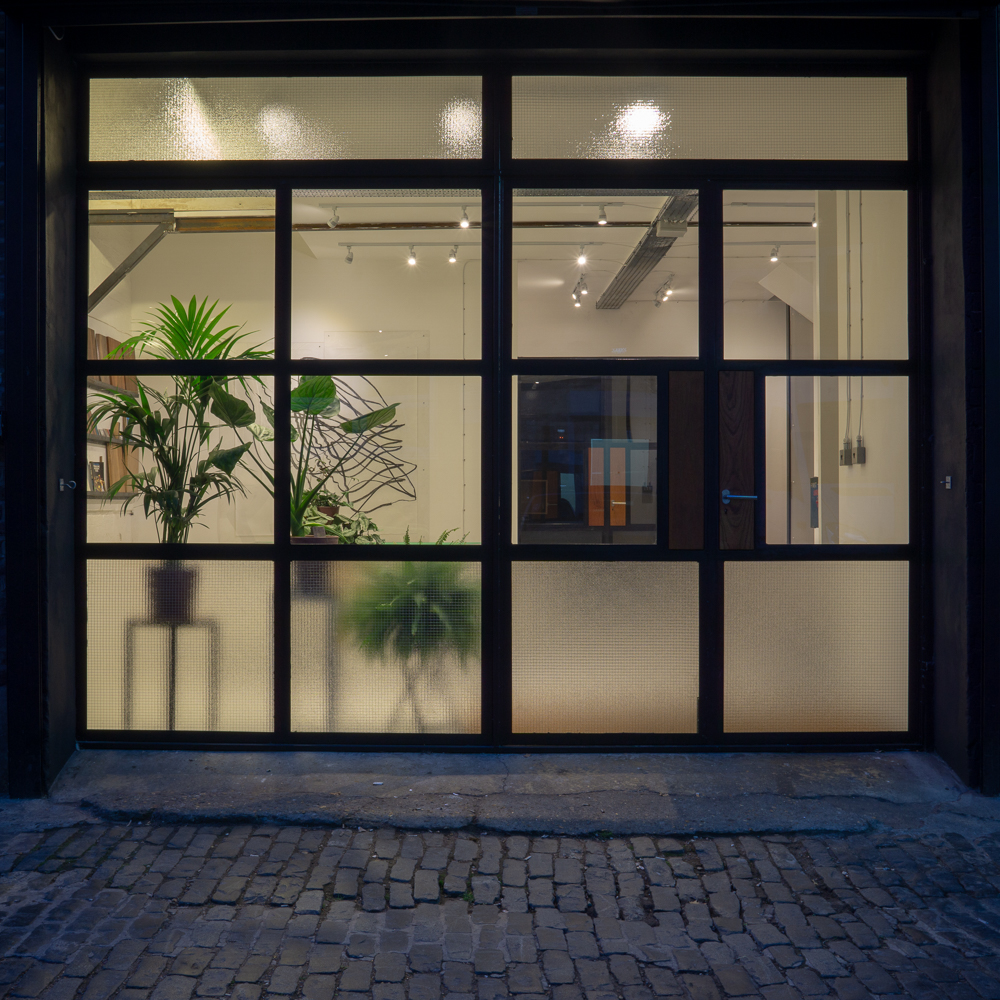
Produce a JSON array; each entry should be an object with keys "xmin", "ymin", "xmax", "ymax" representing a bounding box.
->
[{"xmin": 0, "ymin": 17, "xmax": 8, "ymax": 795}]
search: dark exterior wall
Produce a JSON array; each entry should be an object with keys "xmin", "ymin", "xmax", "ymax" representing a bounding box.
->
[
  {"xmin": 0, "ymin": 17, "xmax": 6, "ymax": 797},
  {"xmin": 929, "ymin": 22, "xmax": 986, "ymax": 788}
]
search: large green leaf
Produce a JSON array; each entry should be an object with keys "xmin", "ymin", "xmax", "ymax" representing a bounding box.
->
[
  {"xmin": 291, "ymin": 375, "xmax": 340, "ymax": 416},
  {"xmin": 210, "ymin": 387, "xmax": 256, "ymax": 427},
  {"xmin": 341, "ymin": 404, "xmax": 398, "ymax": 435},
  {"xmin": 209, "ymin": 442, "xmax": 252, "ymax": 474}
]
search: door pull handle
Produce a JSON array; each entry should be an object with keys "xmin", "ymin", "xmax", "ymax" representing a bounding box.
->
[
  {"xmin": 721, "ymin": 489, "xmax": 756, "ymax": 504},
  {"xmin": 611, "ymin": 500, "xmax": 627, "ymax": 506}
]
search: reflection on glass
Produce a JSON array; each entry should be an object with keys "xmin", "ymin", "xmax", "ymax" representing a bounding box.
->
[
  {"xmin": 512, "ymin": 77, "xmax": 906, "ymax": 161},
  {"xmin": 723, "ymin": 190, "xmax": 907, "ymax": 360},
  {"xmin": 86, "ymin": 373, "xmax": 274, "ymax": 544},
  {"xmin": 513, "ymin": 190, "xmax": 697, "ymax": 358},
  {"xmin": 87, "ymin": 560, "xmax": 273, "ymax": 731},
  {"xmin": 292, "ymin": 190, "xmax": 481, "ymax": 360},
  {"xmin": 291, "ymin": 561, "xmax": 481, "ymax": 734},
  {"xmin": 283, "ymin": 375, "xmax": 480, "ymax": 545},
  {"xmin": 724, "ymin": 561, "xmax": 908, "ymax": 732},
  {"xmin": 91, "ymin": 77, "xmax": 483, "ymax": 161},
  {"xmin": 88, "ymin": 190, "xmax": 275, "ymax": 354},
  {"xmin": 515, "ymin": 376, "xmax": 656, "ymax": 544},
  {"xmin": 512, "ymin": 562, "xmax": 698, "ymax": 733},
  {"xmin": 765, "ymin": 376, "xmax": 908, "ymax": 545}
]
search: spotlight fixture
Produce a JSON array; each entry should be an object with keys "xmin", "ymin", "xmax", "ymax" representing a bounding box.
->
[
  {"xmin": 326, "ymin": 207, "xmax": 340, "ymax": 229},
  {"xmin": 344, "ymin": 246, "xmax": 354, "ymax": 264},
  {"xmin": 459, "ymin": 207, "xmax": 470, "ymax": 229},
  {"xmin": 811, "ymin": 212, "xmax": 818, "ymax": 228},
  {"xmin": 407, "ymin": 246, "xmax": 417, "ymax": 265},
  {"xmin": 577, "ymin": 246, "xmax": 588, "ymax": 265},
  {"xmin": 574, "ymin": 300, "xmax": 582, "ymax": 308},
  {"xmin": 654, "ymin": 277, "xmax": 673, "ymax": 305},
  {"xmin": 597, "ymin": 205, "xmax": 608, "ymax": 225},
  {"xmin": 579, "ymin": 276, "xmax": 588, "ymax": 296},
  {"xmin": 769, "ymin": 245, "xmax": 780, "ymax": 262},
  {"xmin": 448, "ymin": 247, "xmax": 458, "ymax": 263}
]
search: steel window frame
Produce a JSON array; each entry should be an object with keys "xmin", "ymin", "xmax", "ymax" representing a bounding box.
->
[{"xmin": 76, "ymin": 59, "xmax": 924, "ymax": 752}]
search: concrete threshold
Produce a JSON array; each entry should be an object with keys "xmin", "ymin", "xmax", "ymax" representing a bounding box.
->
[{"xmin": 2, "ymin": 748, "xmax": 999, "ymax": 837}]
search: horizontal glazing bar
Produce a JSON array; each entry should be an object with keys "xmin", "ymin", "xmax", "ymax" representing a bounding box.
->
[
  {"xmin": 83, "ymin": 543, "xmax": 485, "ymax": 560},
  {"xmin": 507, "ymin": 359, "xmax": 915, "ymax": 375},
  {"xmin": 85, "ymin": 360, "xmax": 490, "ymax": 376}
]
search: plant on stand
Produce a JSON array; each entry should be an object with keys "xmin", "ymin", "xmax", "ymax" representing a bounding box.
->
[{"xmin": 340, "ymin": 561, "xmax": 481, "ymax": 732}]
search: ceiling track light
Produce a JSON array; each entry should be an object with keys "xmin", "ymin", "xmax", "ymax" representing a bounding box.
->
[
  {"xmin": 344, "ymin": 246, "xmax": 354, "ymax": 264},
  {"xmin": 579, "ymin": 275, "xmax": 588, "ymax": 295},
  {"xmin": 407, "ymin": 246, "xmax": 417, "ymax": 265},
  {"xmin": 811, "ymin": 212, "xmax": 818, "ymax": 228},
  {"xmin": 769, "ymin": 245, "xmax": 780, "ymax": 262},
  {"xmin": 459, "ymin": 207, "xmax": 470, "ymax": 229},
  {"xmin": 597, "ymin": 205, "xmax": 608, "ymax": 225},
  {"xmin": 577, "ymin": 246, "xmax": 588, "ymax": 265},
  {"xmin": 448, "ymin": 247, "xmax": 458, "ymax": 263},
  {"xmin": 326, "ymin": 206, "xmax": 340, "ymax": 229}
]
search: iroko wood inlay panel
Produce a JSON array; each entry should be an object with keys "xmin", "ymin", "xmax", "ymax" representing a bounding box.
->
[
  {"xmin": 719, "ymin": 370, "xmax": 755, "ymax": 550},
  {"xmin": 668, "ymin": 371, "xmax": 704, "ymax": 549}
]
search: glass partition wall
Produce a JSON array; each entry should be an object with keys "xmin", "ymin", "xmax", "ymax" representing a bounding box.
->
[{"xmin": 81, "ymin": 72, "xmax": 918, "ymax": 748}]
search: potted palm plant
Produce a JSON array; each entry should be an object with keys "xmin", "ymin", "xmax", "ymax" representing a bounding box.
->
[
  {"xmin": 87, "ymin": 295, "xmax": 270, "ymax": 621},
  {"xmin": 339, "ymin": 561, "xmax": 480, "ymax": 732}
]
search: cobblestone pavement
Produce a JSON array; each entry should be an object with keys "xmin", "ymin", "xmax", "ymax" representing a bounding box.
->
[{"xmin": 1, "ymin": 824, "xmax": 999, "ymax": 1000}]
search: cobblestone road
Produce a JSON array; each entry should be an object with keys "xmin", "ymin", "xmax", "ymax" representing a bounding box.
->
[{"xmin": 0, "ymin": 824, "xmax": 999, "ymax": 1000}]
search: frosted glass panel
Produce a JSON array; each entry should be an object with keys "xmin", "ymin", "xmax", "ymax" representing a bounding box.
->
[
  {"xmin": 512, "ymin": 562, "xmax": 698, "ymax": 733},
  {"xmin": 512, "ymin": 190, "xmax": 698, "ymax": 358},
  {"xmin": 291, "ymin": 562, "xmax": 481, "ymax": 733},
  {"xmin": 89, "ymin": 190, "xmax": 275, "ymax": 354},
  {"xmin": 764, "ymin": 376, "xmax": 908, "ymax": 545},
  {"xmin": 723, "ymin": 190, "xmax": 908, "ymax": 360},
  {"xmin": 292, "ymin": 190, "xmax": 481, "ymax": 360},
  {"xmin": 513, "ymin": 77, "xmax": 906, "ymax": 160},
  {"xmin": 87, "ymin": 561, "xmax": 273, "ymax": 731},
  {"xmin": 724, "ymin": 561, "xmax": 908, "ymax": 732},
  {"xmin": 91, "ymin": 78, "xmax": 482, "ymax": 160}
]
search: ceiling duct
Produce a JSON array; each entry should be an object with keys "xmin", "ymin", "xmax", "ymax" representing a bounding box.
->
[{"xmin": 596, "ymin": 193, "xmax": 699, "ymax": 310}]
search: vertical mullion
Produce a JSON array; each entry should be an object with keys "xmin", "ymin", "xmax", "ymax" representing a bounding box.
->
[
  {"xmin": 494, "ymin": 69, "xmax": 513, "ymax": 747},
  {"xmin": 273, "ymin": 187, "xmax": 292, "ymax": 737},
  {"xmin": 699, "ymin": 183, "xmax": 723, "ymax": 741}
]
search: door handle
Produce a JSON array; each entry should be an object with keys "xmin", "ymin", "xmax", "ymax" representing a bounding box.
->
[
  {"xmin": 611, "ymin": 500, "xmax": 627, "ymax": 506},
  {"xmin": 721, "ymin": 489, "xmax": 756, "ymax": 504}
]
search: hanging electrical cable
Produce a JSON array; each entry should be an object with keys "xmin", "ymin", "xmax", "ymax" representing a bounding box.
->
[
  {"xmin": 842, "ymin": 191, "xmax": 853, "ymax": 466},
  {"xmin": 856, "ymin": 191, "xmax": 866, "ymax": 463}
]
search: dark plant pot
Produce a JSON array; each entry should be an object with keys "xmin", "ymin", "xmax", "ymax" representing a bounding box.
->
[
  {"xmin": 317, "ymin": 505, "xmax": 340, "ymax": 519},
  {"xmin": 293, "ymin": 561, "xmax": 333, "ymax": 596},
  {"xmin": 290, "ymin": 534, "xmax": 340, "ymax": 544},
  {"xmin": 147, "ymin": 564, "xmax": 197, "ymax": 625}
]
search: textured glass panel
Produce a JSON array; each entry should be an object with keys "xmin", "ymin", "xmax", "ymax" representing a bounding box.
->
[
  {"xmin": 724, "ymin": 561, "xmax": 908, "ymax": 732},
  {"xmin": 512, "ymin": 562, "xmax": 698, "ymax": 733},
  {"xmin": 87, "ymin": 560, "xmax": 273, "ymax": 731},
  {"xmin": 288, "ymin": 375, "xmax": 479, "ymax": 545},
  {"xmin": 91, "ymin": 78, "xmax": 482, "ymax": 160},
  {"xmin": 291, "ymin": 561, "xmax": 481, "ymax": 733},
  {"xmin": 764, "ymin": 376, "xmax": 908, "ymax": 545},
  {"xmin": 89, "ymin": 190, "xmax": 275, "ymax": 353},
  {"xmin": 724, "ymin": 190, "xmax": 908, "ymax": 360},
  {"xmin": 512, "ymin": 190, "xmax": 697, "ymax": 358},
  {"xmin": 292, "ymin": 190, "xmax": 481, "ymax": 360},
  {"xmin": 513, "ymin": 77, "xmax": 906, "ymax": 160},
  {"xmin": 514, "ymin": 376, "xmax": 656, "ymax": 545},
  {"xmin": 86, "ymin": 375, "xmax": 274, "ymax": 544}
]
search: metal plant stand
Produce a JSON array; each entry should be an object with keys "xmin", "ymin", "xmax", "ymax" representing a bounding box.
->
[{"xmin": 123, "ymin": 618, "xmax": 220, "ymax": 730}]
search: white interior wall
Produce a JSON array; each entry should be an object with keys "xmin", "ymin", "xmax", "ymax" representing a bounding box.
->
[{"xmin": 515, "ymin": 260, "xmax": 698, "ymax": 358}]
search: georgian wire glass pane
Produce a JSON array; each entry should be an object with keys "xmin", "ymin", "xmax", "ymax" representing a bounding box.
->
[
  {"xmin": 291, "ymin": 561, "xmax": 481, "ymax": 734},
  {"xmin": 292, "ymin": 190, "xmax": 481, "ymax": 360},
  {"xmin": 512, "ymin": 189, "xmax": 698, "ymax": 358},
  {"xmin": 87, "ymin": 560, "xmax": 274, "ymax": 731},
  {"xmin": 724, "ymin": 561, "xmax": 908, "ymax": 732},
  {"xmin": 90, "ymin": 77, "xmax": 482, "ymax": 160},
  {"xmin": 723, "ymin": 190, "xmax": 908, "ymax": 360},
  {"xmin": 513, "ymin": 77, "xmax": 906, "ymax": 160},
  {"xmin": 89, "ymin": 190, "xmax": 276, "ymax": 354},
  {"xmin": 512, "ymin": 562, "xmax": 699, "ymax": 733},
  {"xmin": 764, "ymin": 376, "xmax": 908, "ymax": 545}
]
